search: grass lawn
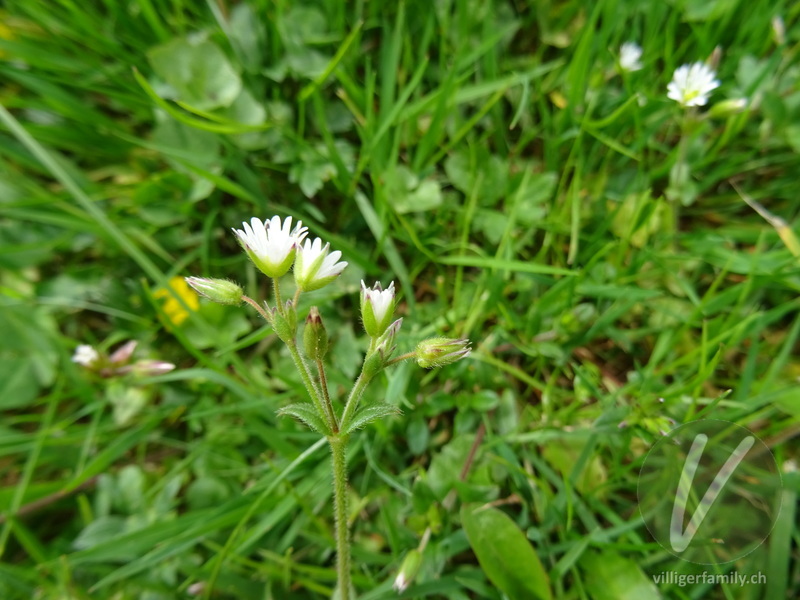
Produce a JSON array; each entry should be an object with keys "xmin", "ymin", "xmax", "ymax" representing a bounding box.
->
[{"xmin": 1, "ymin": 0, "xmax": 798, "ymax": 598}]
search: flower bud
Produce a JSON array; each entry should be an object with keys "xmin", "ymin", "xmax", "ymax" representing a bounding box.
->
[
  {"xmin": 708, "ymin": 98, "xmax": 748, "ymax": 119},
  {"xmin": 109, "ymin": 340, "xmax": 138, "ymax": 365},
  {"xmin": 130, "ymin": 360, "xmax": 176, "ymax": 376},
  {"xmin": 303, "ymin": 307, "xmax": 328, "ymax": 360},
  {"xmin": 393, "ymin": 549, "xmax": 422, "ymax": 593},
  {"xmin": 185, "ymin": 276, "xmax": 243, "ymax": 306},
  {"xmin": 772, "ymin": 16, "xmax": 785, "ymax": 46},
  {"xmin": 362, "ymin": 318, "xmax": 403, "ymax": 378},
  {"xmin": 415, "ymin": 337, "xmax": 471, "ymax": 369},
  {"xmin": 269, "ymin": 301, "xmax": 298, "ymax": 343},
  {"xmin": 361, "ymin": 280, "xmax": 396, "ymax": 338}
]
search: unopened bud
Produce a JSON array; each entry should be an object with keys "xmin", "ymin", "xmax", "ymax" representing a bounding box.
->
[
  {"xmin": 415, "ymin": 337, "xmax": 471, "ymax": 369},
  {"xmin": 363, "ymin": 318, "xmax": 403, "ymax": 378},
  {"xmin": 708, "ymin": 98, "xmax": 747, "ymax": 119},
  {"xmin": 393, "ymin": 549, "xmax": 422, "ymax": 593},
  {"xmin": 269, "ymin": 301, "xmax": 297, "ymax": 343},
  {"xmin": 130, "ymin": 360, "xmax": 176, "ymax": 376},
  {"xmin": 303, "ymin": 307, "xmax": 328, "ymax": 360},
  {"xmin": 185, "ymin": 276, "xmax": 243, "ymax": 306},
  {"xmin": 772, "ymin": 16, "xmax": 785, "ymax": 46},
  {"xmin": 109, "ymin": 340, "xmax": 138, "ymax": 365}
]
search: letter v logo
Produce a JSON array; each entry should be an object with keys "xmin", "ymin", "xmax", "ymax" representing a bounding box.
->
[{"xmin": 670, "ymin": 433, "xmax": 755, "ymax": 552}]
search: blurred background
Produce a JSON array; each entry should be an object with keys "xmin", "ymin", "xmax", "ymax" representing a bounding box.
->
[{"xmin": 0, "ymin": 1, "xmax": 798, "ymax": 598}]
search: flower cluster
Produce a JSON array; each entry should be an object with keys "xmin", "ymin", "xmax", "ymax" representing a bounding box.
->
[
  {"xmin": 72, "ymin": 340, "xmax": 175, "ymax": 378},
  {"xmin": 185, "ymin": 214, "xmax": 471, "ymax": 416}
]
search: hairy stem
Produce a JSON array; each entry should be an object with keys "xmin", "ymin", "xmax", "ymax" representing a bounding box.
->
[
  {"xmin": 317, "ymin": 358, "xmax": 338, "ymax": 433},
  {"xmin": 286, "ymin": 341, "xmax": 335, "ymax": 433},
  {"xmin": 241, "ymin": 295, "xmax": 270, "ymax": 321},
  {"xmin": 339, "ymin": 371, "xmax": 372, "ymax": 431},
  {"xmin": 329, "ymin": 435, "xmax": 351, "ymax": 600},
  {"xmin": 272, "ymin": 277, "xmax": 283, "ymax": 311},
  {"xmin": 384, "ymin": 351, "xmax": 416, "ymax": 368}
]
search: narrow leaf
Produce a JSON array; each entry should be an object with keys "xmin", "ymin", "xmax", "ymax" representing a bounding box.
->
[
  {"xmin": 278, "ymin": 403, "xmax": 331, "ymax": 435},
  {"xmin": 343, "ymin": 403, "xmax": 400, "ymax": 434}
]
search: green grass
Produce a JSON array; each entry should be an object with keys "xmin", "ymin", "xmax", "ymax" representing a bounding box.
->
[{"xmin": 1, "ymin": 0, "xmax": 799, "ymax": 598}]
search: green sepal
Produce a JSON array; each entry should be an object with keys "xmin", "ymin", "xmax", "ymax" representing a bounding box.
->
[{"xmin": 245, "ymin": 247, "xmax": 296, "ymax": 279}]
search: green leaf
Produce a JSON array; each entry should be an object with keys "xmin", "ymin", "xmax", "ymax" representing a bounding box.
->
[
  {"xmin": 72, "ymin": 516, "xmax": 129, "ymax": 551},
  {"xmin": 579, "ymin": 550, "xmax": 661, "ymax": 600},
  {"xmin": 343, "ymin": 403, "xmax": 400, "ymax": 434},
  {"xmin": 186, "ymin": 476, "xmax": 230, "ymax": 510},
  {"xmin": 385, "ymin": 165, "xmax": 443, "ymax": 213},
  {"xmin": 147, "ymin": 37, "xmax": 241, "ymax": 110},
  {"xmin": 278, "ymin": 403, "xmax": 331, "ymax": 435},
  {"xmin": 461, "ymin": 505, "xmax": 552, "ymax": 600}
]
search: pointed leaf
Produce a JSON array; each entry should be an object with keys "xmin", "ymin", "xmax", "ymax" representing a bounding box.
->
[
  {"xmin": 343, "ymin": 403, "xmax": 400, "ymax": 434},
  {"xmin": 580, "ymin": 550, "xmax": 660, "ymax": 600},
  {"xmin": 461, "ymin": 504, "xmax": 552, "ymax": 600},
  {"xmin": 278, "ymin": 403, "xmax": 331, "ymax": 435}
]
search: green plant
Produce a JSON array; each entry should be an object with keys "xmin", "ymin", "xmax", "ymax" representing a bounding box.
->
[{"xmin": 186, "ymin": 215, "xmax": 470, "ymax": 599}]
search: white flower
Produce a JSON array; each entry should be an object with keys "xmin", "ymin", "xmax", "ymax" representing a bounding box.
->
[
  {"xmin": 393, "ymin": 572, "xmax": 409, "ymax": 593},
  {"xmin": 231, "ymin": 216, "xmax": 308, "ymax": 278},
  {"xmin": 360, "ymin": 281, "xmax": 396, "ymax": 338},
  {"xmin": 619, "ymin": 42, "xmax": 643, "ymax": 72},
  {"xmin": 667, "ymin": 62, "xmax": 720, "ymax": 107},
  {"xmin": 72, "ymin": 344, "xmax": 99, "ymax": 367},
  {"xmin": 294, "ymin": 237, "xmax": 348, "ymax": 292}
]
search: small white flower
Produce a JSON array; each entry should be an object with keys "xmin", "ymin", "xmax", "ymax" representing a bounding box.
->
[
  {"xmin": 667, "ymin": 62, "xmax": 720, "ymax": 107},
  {"xmin": 294, "ymin": 237, "xmax": 348, "ymax": 292},
  {"xmin": 232, "ymin": 216, "xmax": 308, "ymax": 278},
  {"xmin": 393, "ymin": 572, "xmax": 409, "ymax": 593},
  {"xmin": 360, "ymin": 281, "xmax": 396, "ymax": 338},
  {"xmin": 619, "ymin": 42, "xmax": 643, "ymax": 72},
  {"xmin": 72, "ymin": 345, "xmax": 99, "ymax": 367}
]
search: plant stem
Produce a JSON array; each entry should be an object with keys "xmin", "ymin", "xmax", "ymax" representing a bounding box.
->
[
  {"xmin": 272, "ymin": 277, "xmax": 283, "ymax": 311},
  {"xmin": 286, "ymin": 341, "xmax": 335, "ymax": 433},
  {"xmin": 384, "ymin": 351, "xmax": 416, "ymax": 367},
  {"xmin": 339, "ymin": 370, "xmax": 372, "ymax": 431},
  {"xmin": 329, "ymin": 434, "xmax": 351, "ymax": 600},
  {"xmin": 317, "ymin": 358, "xmax": 338, "ymax": 433},
  {"xmin": 242, "ymin": 295, "xmax": 270, "ymax": 320}
]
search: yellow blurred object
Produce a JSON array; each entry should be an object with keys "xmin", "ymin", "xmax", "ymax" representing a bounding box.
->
[
  {"xmin": 0, "ymin": 18, "xmax": 14, "ymax": 59},
  {"xmin": 548, "ymin": 90, "xmax": 568, "ymax": 109},
  {"xmin": 153, "ymin": 276, "xmax": 199, "ymax": 326}
]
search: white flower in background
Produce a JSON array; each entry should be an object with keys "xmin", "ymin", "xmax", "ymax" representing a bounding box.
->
[
  {"xmin": 232, "ymin": 216, "xmax": 308, "ymax": 278},
  {"xmin": 294, "ymin": 237, "xmax": 348, "ymax": 292},
  {"xmin": 619, "ymin": 42, "xmax": 643, "ymax": 72},
  {"xmin": 360, "ymin": 281, "xmax": 396, "ymax": 338},
  {"xmin": 72, "ymin": 344, "xmax": 99, "ymax": 367},
  {"xmin": 667, "ymin": 62, "xmax": 720, "ymax": 107}
]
